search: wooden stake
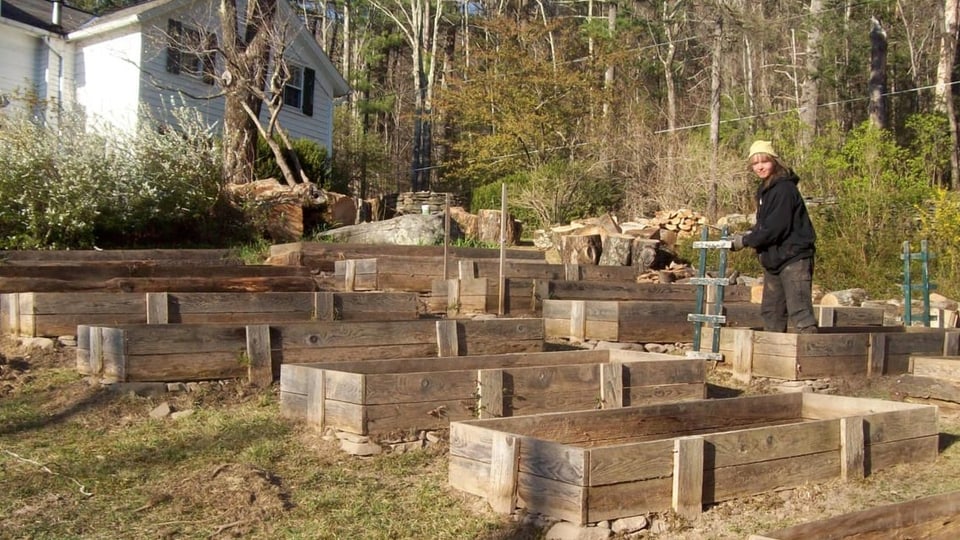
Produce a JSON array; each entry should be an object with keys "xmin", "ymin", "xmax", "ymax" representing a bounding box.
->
[{"xmin": 498, "ymin": 183, "xmax": 507, "ymax": 316}]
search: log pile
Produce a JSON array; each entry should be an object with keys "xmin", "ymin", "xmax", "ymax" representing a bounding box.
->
[{"xmin": 648, "ymin": 208, "xmax": 708, "ymax": 236}]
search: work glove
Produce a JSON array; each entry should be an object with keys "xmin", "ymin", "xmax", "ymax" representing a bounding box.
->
[{"xmin": 729, "ymin": 234, "xmax": 744, "ymax": 252}]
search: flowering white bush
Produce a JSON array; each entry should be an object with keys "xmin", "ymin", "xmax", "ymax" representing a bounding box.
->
[{"xmin": 0, "ymin": 107, "xmax": 224, "ymax": 248}]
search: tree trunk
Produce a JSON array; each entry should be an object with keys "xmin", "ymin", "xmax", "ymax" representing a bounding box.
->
[
  {"xmin": 940, "ymin": 0, "xmax": 960, "ymax": 189},
  {"xmin": 708, "ymin": 16, "xmax": 721, "ymax": 222},
  {"xmin": 799, "ymin": 0, "xmax": 823, "ymax": 150},
  {"xmin": 868, "ymin": 17, "xmax": 888, "ymax": 129}
]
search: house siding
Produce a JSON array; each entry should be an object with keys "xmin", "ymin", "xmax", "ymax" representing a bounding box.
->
[
  {"xmin": 74, "ymin": 30, "xmax": 143, "ymax": 133},
  {"xmin": 0, "ymin": 27, "xmax": 43, "ymax": 100},
  {"xmin": 138, "ymin": 15, "xmax": 225, "ymax": 131}
]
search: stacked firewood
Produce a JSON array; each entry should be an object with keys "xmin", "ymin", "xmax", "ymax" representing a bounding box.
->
[{"xmin": 648, "ymin": 208, "xmax": 708, "ymax": 235}]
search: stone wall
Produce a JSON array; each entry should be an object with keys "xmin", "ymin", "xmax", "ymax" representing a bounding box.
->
[{"xmin": 395, "ymin": 192, "xmax": 465, "ymax": 215}]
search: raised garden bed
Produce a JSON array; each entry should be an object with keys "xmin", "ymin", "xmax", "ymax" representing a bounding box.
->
[
  {"xmin": 542, "ymin": 299, "xmax": 764, "ymax": 343},
  {"xmin": 894, "ymin": 355, "xmax": 960, "ymax": 404},
  {"xmin": 1, "ymin": 291, "xmax": 419, "ymax": 337},
  {"xmin": 711, "ymin": 327, "xmax": 960, "ymax": 381},
  {"xmin": 78, "ymin": 318, "xmax": 544, "ymax": 385},
  {"xmin": 449, "ymin": 393, "xmax": 938, "ymax": 524},
  {"xmin": 267, "ymin": 241, "xmax": 543, "ymax": 272},
  {"xmin": 336, "ymin": 258, "xmax": 639, "ymax": 293},
  {"xmin": 750, "ymin": 490, "xmax": 960, "ymax": 539},
  {"xmin": 279, "ymin": 349, "xmax": 705, "ymax": 436}
]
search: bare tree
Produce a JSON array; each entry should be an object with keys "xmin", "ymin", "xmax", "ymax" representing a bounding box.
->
[
  {"xmin": 165, "ymin": 0, "xmax": 317, "ymax": 186},
  {"xmin": 868, "ymin": 16, "xmax": 888, "ymax": 129},
  {"xmin": 798, "ymin": 0, "xmax": 822, "ymax": 150}
]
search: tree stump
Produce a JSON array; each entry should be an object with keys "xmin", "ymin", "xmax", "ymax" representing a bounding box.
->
[
  {"xmin": 560, "ymin": 233, "xmax": 601, "ymax": 265},
  {"xmin": 599, "ymin": 234, "xmax": 634, "ymax": 266}
]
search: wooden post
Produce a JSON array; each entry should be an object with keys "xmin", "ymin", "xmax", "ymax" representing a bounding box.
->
[
  {"xmin": 314, "ymin": 292, "xmax": 336, "ymax": 321},
  {"xmin": 488, "ymin": 433, "xmax": 519, "ymax": 514},
  {"xmin": 344, "ymin": 260, "xmax": 357, "ymax": 292},
  {"xmin": 443, "ymin": 193, "xmax": 450, "ymax": 280},
  {"xmin": 840, "ymin": 416, "xmax": 865, "ymax": 480},
  {"xmin": 732, "ymin": 328, "xmax": 754, "ymax": 383},
  {"xmin": 673, "ymin": 436, "xmax": 704, "ymax": 518},
  {"xmin": 437, "ymin": 320, "xmax": 459, "ymax": 357},
  {"xmin": 305, "ymin": 368, "xmax": 326, "ymax": 429},
  {"xmin": 945, "ymin": 331, "xmax": 960, "ymax": 356},
  {"xmin": 458, "ymin": 260, "xmax": 476, "ymax": 279},
  {"xmin": 89, "ymin": 326, "xmax": 104, "ymax": 377},
  {"xmin": 818, "ymin": 306, "xmax": 836, "ymax": 328},
  {"xmin": 564, "ymin": 263, "xmax": 581, "ymax": 281},
  {"xmin": 76, "ymin": 324, "xmax": 91, "ymax": 374},
  {"xmin": 145, "ymin": 292, "xmax": 169, "ymax": 324},
  {"xmin": 478, "ymin": 369, "xmax": 504, "ymax": 418},
  {"xmin": 868, "ymin": 333, "xmax": 886, "ymax": 377},
  {"xmin": 246, "ymin": 324, "xmax": 273, "ymax": 387},
  {"xmin": 1, "ymin": 293, "xmax": 20, "ymax": 335},
  {"xmin": 570, "ymin": 300, "xmax": 587, "ymax": 342},
  {"xmin": 498, "ymin": 183, "xmax": 507, "ymax": 316},
  {"xmin": 600, "ymin": 362, "xmax": 623, "ymax": 408},
  {"xmin": 446, "ymin": 279, "xmax": 461, "ymax": 317}
]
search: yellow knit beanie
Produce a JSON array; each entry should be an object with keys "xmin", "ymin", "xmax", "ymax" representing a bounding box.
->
[{"xmin": 747, "ymin": 140, "xmax": 779, "ymax": 159}]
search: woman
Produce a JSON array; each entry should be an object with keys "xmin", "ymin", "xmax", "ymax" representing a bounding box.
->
[{"xmin": 731, "ymin": 140, "xmax": 818, "ymax": 333}]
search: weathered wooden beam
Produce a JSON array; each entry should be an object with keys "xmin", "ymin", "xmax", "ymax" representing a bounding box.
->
[
  {"xmin": 672, "ymin": 436, "xmax": 704, "ymax": 518},
  {"xmin": 488, "ymin": 433, "xmax": 519, "ymax": 514},
  {"xmin": 478, "ymin": 369, "xmax": 504, "ymax": 419},
  {"xmin": 840, "ymin": 416, "xmax": 865, "ymax": 481},
  {"xmin": 246, "ymin": 325, "xmax": 272, "ymax": 387}
]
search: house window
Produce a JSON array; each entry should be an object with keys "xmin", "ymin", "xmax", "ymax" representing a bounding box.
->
[
  {"xmin": 166, "ymin": 20, "xmax": 217, "ymax": 85},
  {"xmin": 283, "ymin": 65, "xmax": 304, "ymax": 108}
]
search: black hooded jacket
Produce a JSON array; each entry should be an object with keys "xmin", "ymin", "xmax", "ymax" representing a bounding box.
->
[{"xmin": 741, "ymin": 168, "xmax": 816, "ymax": 274}]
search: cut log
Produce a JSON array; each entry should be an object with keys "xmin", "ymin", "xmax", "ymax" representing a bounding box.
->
[
  {"xmin": 821, "ymin": 288, "xmax": 868, "ymax": 307},
  {"xmin": 631, "ymin": 239, "xmax": 659, "ymax": 272},
  {"xmin": 477, "ymin": 209, "xmax": 521, "ymax": 245},
  {"xmin": 559, "ymin": 234, "xmax": 601, "ymax": 265},
  {"xmin": 449, "ymin": 207, "xmax": 479, "ymax": 240},
  {"xmin": 599, "ymin": 234, "xmax": 634, "ymax": 266}
]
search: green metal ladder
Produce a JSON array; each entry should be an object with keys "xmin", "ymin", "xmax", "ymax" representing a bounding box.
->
[
  {"xmin": 688, "ymin": 225, "xmax": 733, "ymax": 360},
  {"xmin": 901, "ymin": 240, "xmax": 936, "ymax": 327}
]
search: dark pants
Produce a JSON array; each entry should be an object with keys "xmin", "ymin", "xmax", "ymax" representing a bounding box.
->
[{"xmin": 761, "ymin": 257, "xmax": 818, "ymax": 333}]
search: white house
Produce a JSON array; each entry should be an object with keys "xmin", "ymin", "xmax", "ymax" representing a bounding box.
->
[{"xmin": 0, "ymin": 0, "xmax": 350, "ymax": 152}]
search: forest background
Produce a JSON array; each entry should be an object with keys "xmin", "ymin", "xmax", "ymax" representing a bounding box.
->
[{"xmin": 3, "ymin": 0, "xmax": 960, "ymax": 301}]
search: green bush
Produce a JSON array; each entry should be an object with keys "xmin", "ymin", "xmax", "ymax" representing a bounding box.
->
[
  {"xmin": 0, "ymin": 107, "xmax": 238, "ymax": 249},
  {"xmin": 472, "ymin": 161, "xmax": 623, "ymax": 231},
  {"xmin": 918, "ymin": 189, "xmax": 960, "ymax": 300},
  {"xmin": 255, "ymin": 137, "xmax": 334, "ymax": 189}
]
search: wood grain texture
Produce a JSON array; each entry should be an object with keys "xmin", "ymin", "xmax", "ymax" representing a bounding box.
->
[{"xmin": 753, "ymin": 490, "xmax": 960, "ymax": 540}]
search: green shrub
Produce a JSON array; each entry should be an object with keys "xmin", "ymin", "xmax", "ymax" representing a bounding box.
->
[
  {"xmin": 0, "ymin": 107, "xmax": 238, "ymax": 249},
  {"xmin": 473, "ymin": 161, "xmax": 623, "ymax": 231},
  {"xmin": 918, "ymin": 189, "xmax": 960, "ymax": 300},
  {"xmin": 255, "ymin": 137, "xmax": 334, "ymax": 189}
]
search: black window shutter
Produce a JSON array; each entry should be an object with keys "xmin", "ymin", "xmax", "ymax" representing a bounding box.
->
[
  {"xmin": 302, "ymin": 68, "xmax": 315, "ymax": 117},
  {"xmin": 166, "ymin": 20, "xmax": 182, "ymax": 74},
  {"xmin": 202, "ymin": 33, "xmax": 218, "ymax": 85}
]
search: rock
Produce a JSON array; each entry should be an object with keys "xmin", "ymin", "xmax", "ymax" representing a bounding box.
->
[
  {"xmin": 644, "ymin": 343, "xmax": 667, "ymax": 353},
  {"xmin": 57, "ymin": 335, "xmax": 77, "ymax": 347},
  {"xmin": 171, "ymin": 409, "xmax": 194, "ymax": 420},
  {"xmin": 425, "ymin": 431, "xmax": 442, "ymax": 444},
  {"xmin": 545, "ymin": 521, "xmax": 612, "ymax": 540},
  {"xmin": 340, "ymin": 439, "xmax": 382, "ymax": 456},
  {"xmin": 166, "ymin": 382, "xmax": 187, "ymax": 393},
  {"xmin": 317, "ymin": 213, "xmax": 455, "ymax": 246},
  {"xmin": 775, "ymin": 382, "xmax": 812, "ymax": 394},
  {"xmin": 389, "ymin": 440, "xmax": 423, "ymax": 453},
  {"xmin": 612, "ymin": 515, "xmax": 649, "ymax": 534},
  {"xmin": 21, "ymin": 337, "xmax": 55, "ymax": 350},
  {"xmin": 149, "ymin": 402, "xmax": 172, "ymax": 419},
  {"xmin": 649, "ymin": 517, "xmax": 669, "ymax": 535},
  {"xmin": 105, "ymin": 382, "xmax": 168, "ymax": 397},
  {"xmin": 594, "ymin": 341, "xmax": 638, "ymax": 351}
]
